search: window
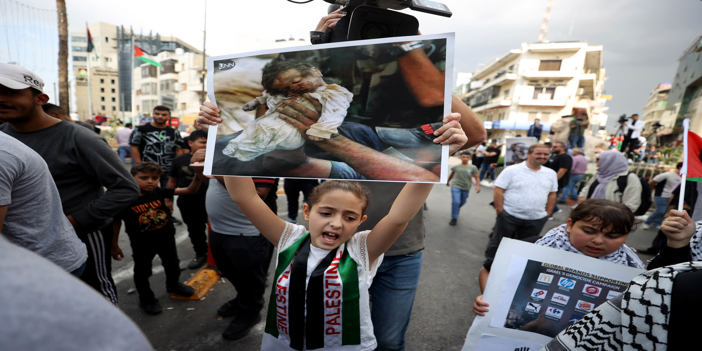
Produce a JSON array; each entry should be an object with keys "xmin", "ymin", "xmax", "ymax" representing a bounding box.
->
[
  {"xmin": 111, "ymin": 88, "xmax": 115, "ymax": 93},
  {"xmin": 112, "ymin": 106, "xmax": 116, "ymax": 111},
  {"xmin": 73, "ymin": 56, "xmax": 87, "ymax": 62},
  {"xmin": 72, "ymin": 36, "xmax": 87, "ymax": 43},
  {"xmin": 100, "ymin": 96, "xmax": 105, "ymax": 101},
  {"xmin": 160, "ymin": 59, "xmax": 177, "ymax": 74},
  {"xmin": 504, "ymin": 89, "xmax": 510, "ymax": 97},
  {"xmin": 111, "ymin": 79, "xmax": 115, "ymax": 84},
  {"xmin": 100, "ymin": 88, "xmax": 104, "ymax": 93},
  {"xmin": 111, "ymin": 97, "xmax": 116, "ymax": 102},
  {"xmin": 71, "ymin": 46, "xmax": 86, "ymax": 52},
  {"xmin": 539, "ymin": 60, "xmax": 562, "ymax": 71},
  {"xmin": 141, "ymin": 65, "xmax": 157, "ymax": 78},
  {"xmin": 100, "ymin": 79, "xmax": 104, "ymax": 84},
  {"xmin": 101, "ymin": 105, "xmax": 105, "ymax": 111},
  {"xmin": 533, "ymin": 87, "xmax": 555, "ymax": 100},
  {"xmin": 104, "ymin": 36, "xmax": 109, "ymax": 43}
]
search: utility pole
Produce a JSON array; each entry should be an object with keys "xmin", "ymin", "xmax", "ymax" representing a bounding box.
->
[
  {"xmin": 56, "ymin": 0, "xmax": 69, "ymax": 111},
  {"xmin": 538, "ymin": 0, "xmax": 553, "ymax": 43}
]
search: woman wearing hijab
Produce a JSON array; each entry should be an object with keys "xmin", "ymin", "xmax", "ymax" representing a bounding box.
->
[{"xmin": 577, "ymin": 150, "xmax": 642, "ymax": 213}]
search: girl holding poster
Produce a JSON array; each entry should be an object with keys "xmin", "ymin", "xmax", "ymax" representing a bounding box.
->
[
  {"xmin": 222, "ymin": 176, "xmax": 432, "ymax": 350},
  {"xmin": 474, "ymin": 199, "xmax": 644, "ymax": 316}
]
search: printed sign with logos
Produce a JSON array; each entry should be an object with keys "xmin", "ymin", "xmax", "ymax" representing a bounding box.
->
[{"xmin": 463, "ymin": 239, "xmax": 644, "ymax": 351}]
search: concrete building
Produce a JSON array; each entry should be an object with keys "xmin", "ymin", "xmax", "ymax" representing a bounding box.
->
[
  {"xmin": 462, "ymin": 41, "xmax": 608, "ymax": 141},
  {"xmin": 132, "ymin": 49, "xmax": 206, "ymax": 128},
  {"xmin": 70, "ymin": 22, "xmax": 205, "ymax": 126},
  {"xmin": 668, "ymin": 36, "xmax": 702, "ymax": 135},
  {"xmin": 70, "ymin": 22, "xmax": 120, "ymax": 121},
  {"xmin": 641, "ymin": 83, "xmax": 675, "ymax": 145}
]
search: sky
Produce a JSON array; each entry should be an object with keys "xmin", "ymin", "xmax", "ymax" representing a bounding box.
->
[{"xmin": 6, "ymin": 0, "xmax": 702, "ymax": 117}]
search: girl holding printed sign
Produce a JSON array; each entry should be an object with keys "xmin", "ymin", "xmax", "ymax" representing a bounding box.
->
[
  {"xmin": 223, "ymin": 176, "xmax": 432, "ymax": 350},
  {"xmin": 473, "ymin": 199, "xmax": 645, "ymax": 316}
]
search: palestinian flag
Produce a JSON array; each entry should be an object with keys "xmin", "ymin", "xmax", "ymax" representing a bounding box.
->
[
  {"xmin": 86, "ymin": 26, "xmax": 94, "ymax": 53},
  {"xmin": 134, "ymin": 45, "xmax": 162, "ymax": 67},
  {"xmin": 684, "ymin": 124, "xmax": 702, "ymax": 183}
]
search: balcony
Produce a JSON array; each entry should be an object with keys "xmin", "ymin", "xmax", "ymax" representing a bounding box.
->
[
  {"xmin": 522, "ymin": 70, "xmax": 575, "ymax": 79},
  {"xmin": 481, "ymin": 73, "xmax": 517, "ymax": 90},
  {"xmin": 518, "ymin": 98, "xmax": 567, "ymax": 107},
  {"xmin": 473, "ymin": 99, "xmax": 512, "ymax": 112}
]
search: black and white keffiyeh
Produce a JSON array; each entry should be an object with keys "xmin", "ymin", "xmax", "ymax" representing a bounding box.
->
[
  {"xmin": 542, "ymin": 261, "xmax": 702, "ymax": 351},
  {"xmin": 689, "ymin": 221, "xmax": 702, "ymax": 260},
  {"xmin": 536, "ymin": 224, "xmax": 645, "ymax": 269}
]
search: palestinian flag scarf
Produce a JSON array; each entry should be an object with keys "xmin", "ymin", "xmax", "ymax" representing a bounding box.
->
[{"xmin": 265, "ymin": 233, "xmax": 361, "ymax": 350}]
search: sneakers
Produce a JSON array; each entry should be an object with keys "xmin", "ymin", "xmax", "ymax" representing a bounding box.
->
[
  {"xmin": 167, "ymin": 283, "xmax": 195, "ymax": 298},
  {"xmin": 223, "ymin": 312, "xmax": 261, "ymax": 340},
  {"xmin": 449, "ymin": 218, "xmax": 457, "ymax": 226},
  {"xmin": 217, "ymin": 299, "xmax": 240, "ymax": 318},
  {"xmin": 140, "ymin": 299, "xmax": 163, "ymax": 315},
  {"xmin": 187, "ymin": 255, "xmax": 207, "ymax": 270}
]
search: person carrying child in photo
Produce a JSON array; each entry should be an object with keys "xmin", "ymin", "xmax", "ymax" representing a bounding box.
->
[
  {"xmin": 473, "ymin": 198, "xmax": 644, "ymax": 316},
  {"xmin": 112, "ymin": 161, "xmax": 205, "ymax": 315},
  {"xmin": 223, "ymin": 176, "xmax": 433, "ymax": 351},
  {"xmin": 222, "ymin": 59, "xmax": 353, "ymax": 162}
]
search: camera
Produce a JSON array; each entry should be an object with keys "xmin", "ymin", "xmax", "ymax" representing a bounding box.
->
[
  {"xmin": 319, "ymin": 0, "xmax": 452, "ymax": 42},
  {"xmin": 618, "ymin": 114, "xmax": 628, "ymax": 124}
]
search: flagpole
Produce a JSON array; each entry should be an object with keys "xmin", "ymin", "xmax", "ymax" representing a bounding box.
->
[
  {"xmin": 131, "ymin": 32, "xmax": 135, "ymax": 126},
  {"xmin": 679, "ymin": 118, "xmax": 690, "ymax": 211}
]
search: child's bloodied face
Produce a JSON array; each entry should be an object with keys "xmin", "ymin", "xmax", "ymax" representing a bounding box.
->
[
  {"xmin": 270, "ymin": 68, "xmax": 325, "ymax": 96},
  {"xmin": 566, "ymin": 218, "xmax": 628, "ymax": 258},
  {"xmin": 302, "ymin": 189, "xmax": 367, "ymax": 250}
]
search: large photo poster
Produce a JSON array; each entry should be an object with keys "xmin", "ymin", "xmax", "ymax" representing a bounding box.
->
[
  {"xmin": 504, "ymin": 137, "xmax": 537, "ymax": 166},
  {"xmin": 204, "ymin": 33, "xmax": 454, "ymax": 183},
  {"xmin": 462, "ymin": 238, "xmax": 644, "ymax": 351}
]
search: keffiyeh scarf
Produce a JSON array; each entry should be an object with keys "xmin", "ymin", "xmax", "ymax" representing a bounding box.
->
[
  {"xmin": 542, "ymin": 261, "xmax": 702, "ymax": 351},
  {"xmin": 535, "ymin": 224, "xmax": 645, "ymax": 269}
]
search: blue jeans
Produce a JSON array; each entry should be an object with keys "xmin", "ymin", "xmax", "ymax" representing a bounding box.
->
[
  {"xmin": 451, "ymin": 187, "xmax": 470, "ymax": 219},
  {"xmin": 559, "ymin": 173, "xmax": 585, "ymax": 202},
  {"xmin": 568, "ymin": 135, "xmax": 585, "ymax": 148},
  {"xmin": 645, "ymin": 196, "xmax": 670, "ymax": 226},
  {"xmin": 369, "ymin": 250, "xmax": 423, "ymax": 351},
  {"xmin": 117, "ymin": 145, "xmax": 131, "ymax": 163},
  {"xmin": 479, "ymin": 162, "xmax": 494, "ymax": 181}
]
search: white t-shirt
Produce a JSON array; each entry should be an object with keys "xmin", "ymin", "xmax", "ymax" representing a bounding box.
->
[
  {"xmin": 494, "ymin": 162, "xmax": 558, "ymax": 220},
  {"xmin": 262, "ymin": 223, "xmax": 383, "ymax": 351},
  {"xmin": 652, "ymin": 171, "xmax": 681, "ymax": 198}
]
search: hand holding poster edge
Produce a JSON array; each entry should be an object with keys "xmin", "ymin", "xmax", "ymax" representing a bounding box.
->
[
  {"xmin": 462, "ymin": 238, "xmax": 644, "ymax": 351},
  {"xmin": 203, "ymin": 33, "xmax": 455, "ymax": 182}
]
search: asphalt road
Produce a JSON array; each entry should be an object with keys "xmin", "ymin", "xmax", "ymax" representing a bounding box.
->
[{"xmin": 111, "ymin": 178, "xmax": 659, "ymax": 351}]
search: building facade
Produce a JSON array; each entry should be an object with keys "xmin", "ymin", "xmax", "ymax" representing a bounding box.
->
[
  {"xmin": 70, "ymin": 22, "xmax": 205, "ymax": 125},
  {"xmin": 462, "ymin": 41, "xmax": 608, "ymax": 141},
  {"xmin": 668, "ymin": 36, "xmax": 702, "ymax": 135}
]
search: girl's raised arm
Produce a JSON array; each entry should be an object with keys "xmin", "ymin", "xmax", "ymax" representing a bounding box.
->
[
  {"xmin": 366, "ymin": 183, "xmax": 434, "ymax": 263},
  {"xmin": 223, "ymin": 176, "xmax": 286, "ymax": 246}
]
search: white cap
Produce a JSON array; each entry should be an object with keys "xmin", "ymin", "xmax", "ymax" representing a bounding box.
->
[{"xmin": 0, "ymin": 63, "xmax": 44, "ymax": 92}]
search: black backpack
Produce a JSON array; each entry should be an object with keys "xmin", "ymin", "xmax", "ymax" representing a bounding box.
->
[{"xmin": 586, "ymin": 173, "xmax": 652, "ymax": 215}]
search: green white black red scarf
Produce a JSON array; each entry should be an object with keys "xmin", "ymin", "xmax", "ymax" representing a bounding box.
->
[{"xmin": 265, "ymin": 233, "xmax": 361, "ymax": 350}]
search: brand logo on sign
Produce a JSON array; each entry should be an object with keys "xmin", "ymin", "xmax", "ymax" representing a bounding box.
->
[
  {"xmin": 551, "ymin": 293, "xmax": 570, "ymax": 306},
  {"xmin": 558, "ymin": 277, "xmax": 576, "ymax": 290},
  {"xmin": 525, "ymin": 302, "xmax": 542, "ymax": 314},
  {"xmin": 575, "ymin": 300, "xmax": 594, "ymax": 313},
  {"xmin": 537, "ymin": 273, "xmax": 554, "ymax": 285},
  {"xmin": 582, "ymin": 284, "xmax": 602, "ymax": 297},
  {"xmin": 545, "ymin": 306, "xmax": 564, "ymax": 320},
  {"xmin": 530, "ymin": 288, "xmax": 547, "ymax": 301}
]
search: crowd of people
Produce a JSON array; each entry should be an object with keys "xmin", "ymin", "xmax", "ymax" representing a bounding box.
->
[{"xmin": 1, "ymin": 10, "xmax": 699, "ymax": 351}]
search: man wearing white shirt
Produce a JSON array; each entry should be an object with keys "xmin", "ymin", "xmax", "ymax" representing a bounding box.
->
[
  {"xmin": 623, "ymin": 114, "xmax": 644, "ymax": 156},
  {"xmin": 479, "ymin": 144, "xmax": 558, "ymax": 288}
]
